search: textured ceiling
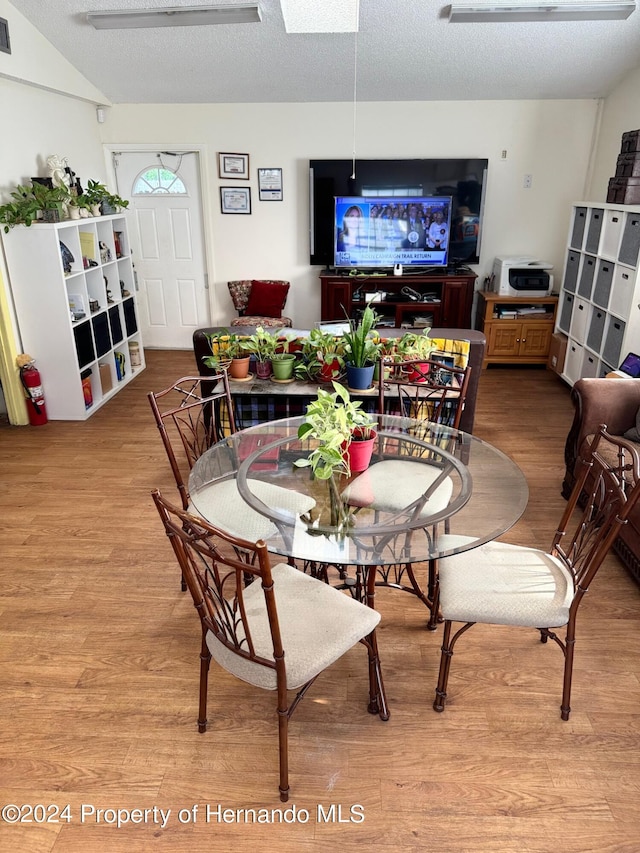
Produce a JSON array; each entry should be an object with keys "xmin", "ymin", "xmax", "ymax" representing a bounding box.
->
[{"xmin": 7, "ymin": 0, "xmax": 640, "ymax": 104}]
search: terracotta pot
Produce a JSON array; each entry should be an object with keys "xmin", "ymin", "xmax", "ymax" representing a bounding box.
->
[{"xmin": 228, "ymin": 356, "xmax": 251, "ymax": 379}]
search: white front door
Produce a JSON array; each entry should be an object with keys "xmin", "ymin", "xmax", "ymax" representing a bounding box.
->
[{"xmin": 114, "ymin": 151, "xmax": 210, "ymax": 348}]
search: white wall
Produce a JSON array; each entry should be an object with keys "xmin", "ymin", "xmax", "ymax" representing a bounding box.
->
[
  {"xmin": 102, "ymin": 99, "xmax": 600, "ymax": 329},
  {"xmin": 587, "ymin": 66, "xmax": 640, "ymax": 201}
]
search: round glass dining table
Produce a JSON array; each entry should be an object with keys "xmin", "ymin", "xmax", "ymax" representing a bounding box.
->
[{"xmin": 188, "ymin": 413, "xmax": 529, "ymax": 568}]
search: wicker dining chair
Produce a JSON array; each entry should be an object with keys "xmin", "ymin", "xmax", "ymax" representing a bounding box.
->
[{"xmin": 152, "ymin": 489, "xmax": 389, "ymax": 802}]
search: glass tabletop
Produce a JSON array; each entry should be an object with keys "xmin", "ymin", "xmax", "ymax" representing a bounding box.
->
[{"xmin": 188, "ymin": 414, "xmax": 528, "ymax": 566}]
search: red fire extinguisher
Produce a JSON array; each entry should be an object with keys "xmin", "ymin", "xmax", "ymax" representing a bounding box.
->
[{"xmin": 17, "ymin": 354, "xmax": 48, "ymax": 426}]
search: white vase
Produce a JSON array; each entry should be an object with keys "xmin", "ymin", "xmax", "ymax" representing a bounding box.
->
[
  {"xmin": 91, "ymin": 204, "xmax": 102, "ymax": 217},
  {"xmin": 69, "ymin": 206, "xmax": 80, "ymax": 220}
]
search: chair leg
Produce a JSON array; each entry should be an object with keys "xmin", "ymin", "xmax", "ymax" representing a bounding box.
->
[
  {"xmin": 362, "ymin": 631, "xmax": 390, "ymax": 721},
  {"xmin": 427, "ymin": 558, "xmax": 440, "ymax": 630},
  {"xmin": 198, "ymin": 632, "xmax": 211, "ymax": 733},
  {"xmin": 277, "ymin": 699, "xmax": 290, "ymax": 802},
  {"xmin": 433, "ymin": 620, "xmax": 475, "ymax": 712},
  {"xmin": 560, "ymin": 629, "xmax": 576, "ymax": 721}
]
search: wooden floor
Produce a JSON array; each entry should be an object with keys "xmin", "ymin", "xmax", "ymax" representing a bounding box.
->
[{"xmin": 1, "ymin": 351, "xmax": 639, "ymax": 853}]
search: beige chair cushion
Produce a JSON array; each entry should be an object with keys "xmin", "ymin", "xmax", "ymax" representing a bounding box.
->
[
  {"xmin": 341, "ymin": 459, "xmax": 453, "ymax": 517},
  {"xmin": 190, "ymin": 479, "xmax": 315, "ymax": 541},
  {"xmin": 439, "ymin": 541, "xmax": 574, "ymax": 628},
  {"xmin": 206, "ymin": 563, "xmax": 381, "ymax": 690}
]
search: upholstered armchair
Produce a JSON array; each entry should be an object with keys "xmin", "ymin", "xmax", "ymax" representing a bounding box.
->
[{"xmin": 227, "ymin": 279, "xmax": 292, "ymax": 328}]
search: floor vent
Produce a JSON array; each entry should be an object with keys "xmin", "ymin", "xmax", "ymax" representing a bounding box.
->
[{"xmin": 0, "ymin": 18, "xmax": 11, "ymax": 54}]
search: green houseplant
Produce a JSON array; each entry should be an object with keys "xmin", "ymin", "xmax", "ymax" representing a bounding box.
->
[
  {"xmin": 294, "ymin": 381, "xmax": 376, "ymax": 530},
  {"xmin": 294, "ymin": 381, "xmax": 375, "ymax": 480},
  {"xmin": 202, "ymin": 330, "xmax": 251, "ymax": 378},
  {"xmin": 341, "ymin": 305, "xmax": 381, "ymax": 390},
  {"xmin": 0, "ymin": 181, "xmax": 71, "ymax": 232},
  {"xmin": 394, "ymin": 329, "xmax": 438, "ymax": 361},
  {"xmin": 85, "ymin": 180, "xmax": 130, "ymax": 215},
  {"xmin": 300, "ymin": 327, "xmax": 345, "ymax": 383},
  {"xmin": 241, "ymin": 326, "xmax": 280, "ymax": 379}
]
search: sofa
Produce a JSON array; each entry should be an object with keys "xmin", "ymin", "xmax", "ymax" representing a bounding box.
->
[
  {"xmin": 193, "ymin": 326, "xmax": 486, "ymax": 435},
  {"xmin": 563, "ymin": 377, "xmax": 640, "ymax": 586}
]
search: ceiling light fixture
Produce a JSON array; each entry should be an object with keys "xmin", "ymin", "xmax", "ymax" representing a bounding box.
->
[
  {"xmin": 87, "ymin": 4, "xmax": 262, "ymax": 30},
  {"xmin": 448, "ymin": 1, "xmax": 636, "ymax": 22},
  {"xmin": 280, "ymin": 0, "xmax": 359, "ymax": 33}
]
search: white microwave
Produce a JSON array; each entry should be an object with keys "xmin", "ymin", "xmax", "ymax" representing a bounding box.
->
[{"xmin": 492, "ymin": 256, "xmax": 553, "ymax": 297}]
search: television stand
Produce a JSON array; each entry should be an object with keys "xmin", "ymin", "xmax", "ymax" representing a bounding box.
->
[{"xmin": 320, "ymin": 271, "xmax": 476, "ymax": 328}]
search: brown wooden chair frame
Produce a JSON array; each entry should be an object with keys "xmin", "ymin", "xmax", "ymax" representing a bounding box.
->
[
  {"xmin": 433, "ymin": 425, "xmax": 640, "ymax": 719},
  {"xmin": 152, "ymin": 489, "xmax": 388, "ymax": 802},
  {"xmin": 371, "ymin": 355, "xmax": 472, "ymax": 629}
]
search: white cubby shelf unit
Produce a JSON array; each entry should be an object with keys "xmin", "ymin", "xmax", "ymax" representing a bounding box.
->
[
  {"xmin": 555, "ymin": 202, "xmax": 640, "ymax": 385},
  {"xmin": 3, "ymin": 214, "xmax": 145, "ymax": 420}
]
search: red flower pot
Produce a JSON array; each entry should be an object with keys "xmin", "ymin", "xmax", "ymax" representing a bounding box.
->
[{"xmin": 343, "ymin": 428, "xmax": 377, "ymax": 473}]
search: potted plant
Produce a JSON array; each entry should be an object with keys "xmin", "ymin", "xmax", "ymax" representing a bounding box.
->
[
  {"xmin": 301, "ymin": 327, "xmax": 345, "ymax": 383},
  {"xmin": 394, "ymin": 330, "xmax": 438, "ymax": 381},
  {"xmin": 84, "ymin": 180, "xmax": 130, "ymax": 215},
  {"xmin": 341, "ymin": 304, "xmax": 381, "ymax": 390},
  {"xmin": 0, "ymin": 184, "xmax": 41, "ymax": 232},
  {"xmin": 0, "ymin": 181, "xmax": 72, "ymax": 231},
  {"xmin": 294, "ymin": 381, "xmax": 376, "ymax": 480},
  {"xmin": 270, "ymin": 334, "xmax": 297, "ymax": 382},
  {"xmin": 241, "ymin": 326, "xmax": 279, "ymax": 379},
  {"xmin": 202, "ymin": 330, "xmax": 251, "ymax": 379}
]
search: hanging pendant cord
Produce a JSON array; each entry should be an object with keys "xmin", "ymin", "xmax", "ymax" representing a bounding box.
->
[{"xmin": 351, "ymin": 0, "xmax": 360, "ymax": 181}]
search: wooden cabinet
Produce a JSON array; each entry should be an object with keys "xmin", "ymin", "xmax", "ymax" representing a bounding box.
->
[
  {"xmin": 555, "ymin": 202, "xmax": 640, "ymax": 384},
  {"xmin": 320, "ymin": 272, "xmax": 476, "ymax": 329},
  {"xmin": 476, "ymin": 292, "xmax": 558, "ymax": 369},
  {"xmin": 2, "ymin": 214, "xmax": 144, "ymax": 420}
]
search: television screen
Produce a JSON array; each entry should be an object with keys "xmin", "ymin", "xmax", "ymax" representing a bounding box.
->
[
  {"xmin": 334, "ymin": 196, "xmax": 452, "ymax": 269},
  {"xmin": 310, "ymin": 158, "xmax": 488, "ymax": 268}
]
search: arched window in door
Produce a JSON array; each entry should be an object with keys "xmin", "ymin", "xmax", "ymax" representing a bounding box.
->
[{"xmin": 132, "ymin": 166, "xmax": 187, "ymax": 195}]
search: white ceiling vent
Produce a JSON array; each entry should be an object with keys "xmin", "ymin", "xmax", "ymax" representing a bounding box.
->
[{"xmin": 0, "ymin": 17, "xmax": 10, "ymax": 54}]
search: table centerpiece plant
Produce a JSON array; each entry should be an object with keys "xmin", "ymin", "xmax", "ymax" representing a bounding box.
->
[{"xmin": 294, "ymin": 381, "xmax": 377, "ymax": 530}]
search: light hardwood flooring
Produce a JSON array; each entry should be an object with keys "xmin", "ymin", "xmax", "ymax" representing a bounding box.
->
[{"xmin": 1, "ymin": 351, "xmax": 639, "ymax": 853}]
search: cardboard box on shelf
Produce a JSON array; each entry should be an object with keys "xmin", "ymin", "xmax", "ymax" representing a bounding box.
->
[
  {"xmin": 99, "ymin": 362, "xmax": 113, "ymax": 394},
  {"xmin": 547, "ymin": 332, "xmax": 568, "ymax": 375}
]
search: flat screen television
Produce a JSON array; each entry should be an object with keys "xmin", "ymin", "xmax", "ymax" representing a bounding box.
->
[
  {"xmin": 310, "ymin": 157, "xmax": 488, "ymax": 269},
  {"xmin": 334, "ymin": 195, "xmax": 452, "ymax": 269}
]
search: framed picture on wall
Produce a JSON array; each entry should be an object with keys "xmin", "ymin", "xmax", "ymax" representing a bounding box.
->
[
  {"xmin": 258, "ymin": 167, "xmax": 283, "ymax": 201},
  {"xmin": 218, "ymin": 152, "xmax": 250, "ymax": 180},
  {"xmin": 220, "ymin": 186, "xmax": 251, "ymax": 215}
]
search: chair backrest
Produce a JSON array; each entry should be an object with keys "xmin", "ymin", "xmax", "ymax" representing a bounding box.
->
[
  {"xmin": 148, "ymin": 374, "xmax": 237, "ymax": 510},
  {"xmin": 228, "ymin": 279, "xmax": 290, "ymax": 316},
  {"xmin": 378, "ymin": 355, "xmax": 472, "ymax": 430},
  {"xmin": 152, "ymin": 490, "xmax": 283, "ymax": 681},
  {"xmin": 555, "ymin": 425, "xmax": 640, "ymax": 607}
]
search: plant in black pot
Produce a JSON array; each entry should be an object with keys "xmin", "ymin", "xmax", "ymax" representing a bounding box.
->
[{"xmin": 341, "ymin": 305, "xmax": 381, "ymax": 391}]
